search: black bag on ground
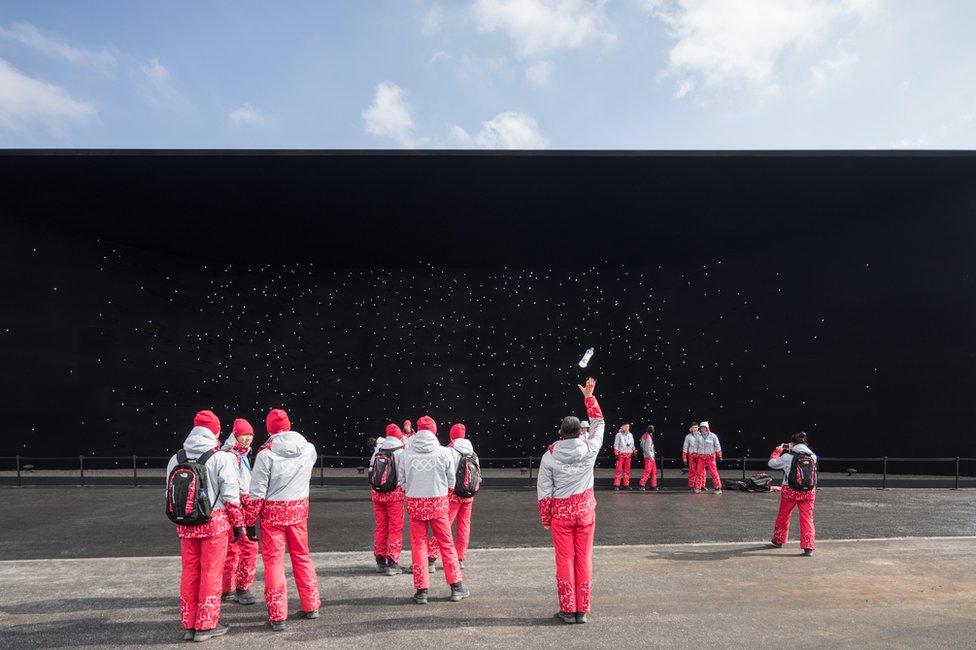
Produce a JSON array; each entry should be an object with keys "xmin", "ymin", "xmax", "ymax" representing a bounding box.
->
[
  {"xmin": 787, "ymin": 453, "xmax": 817, "ymax": 491},
  {"xmin": 747, "ymin": 472, "xmax": 773, "ymax": 492},
  {"xmin": 369, "ymin": 450, "xmax": 399, "ymax": 493},
  {"xmin": 453, "ymin": 452, "xmax": 482, "ymax": 498},
  {"xmin": 165, "ymin": 449, "xmax": 216, "ymax": 525}
]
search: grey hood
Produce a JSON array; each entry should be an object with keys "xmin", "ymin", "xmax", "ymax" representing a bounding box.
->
[
  {"xmin": 408, "ymin": 430, "xmax": 441, "ymax": 454},
  {"xmin": 552, "ymin": 437, "xmax": 589, "ymax": 465},
  {"xmin": 268, "ymin": 431, "xmax": 310, "ymax": 458},
  {"xmin": 183, "ymin": 426, "xmax": 220, "ymax": 457},
  {"xmin": 450, "ymin": 438, "xmax": 474, "ymax": 455}
]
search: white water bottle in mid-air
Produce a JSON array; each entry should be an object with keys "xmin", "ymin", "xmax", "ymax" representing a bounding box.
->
[{"xmin": 579, "ymin": 347, "xmax": 595, "ymax": 368}]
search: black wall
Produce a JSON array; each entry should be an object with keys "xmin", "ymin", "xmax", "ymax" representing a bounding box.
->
[{"xmin": 1, "ymin": 151, "xmax": 975, "ymax": 458}]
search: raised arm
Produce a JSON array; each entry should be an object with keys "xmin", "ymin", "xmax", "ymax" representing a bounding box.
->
[
  {"xmin": 579, "ymin": 378, "xmax": 605, "ymax": 459},
  {"xmin": 768, "ymin": 445, "xmax": 790, "ymax": 471}
]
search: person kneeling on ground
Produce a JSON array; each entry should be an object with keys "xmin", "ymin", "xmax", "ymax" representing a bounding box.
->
[
  {"xmin": 537, "ymin": 377, "xmax": 605, "ymax": 624},
  {"xmin": 398, "ymin": 415, "xmax": 470, "ymax": 605},
  {"xmin": 166, "ymin": 410, "xmax": 244, "ymax": 642},
  {"xmin": 245, "ymin": 409, "xmax": 321, "ymax": 631},
  {"xmin": 767, "ymin": 432, "xmax": 818, "ymax": 556},
  {"xmin": 369, "ymin": 424, "xmax": 407, "ymax": 575},
  {"xmin": 220, "ymin": 418, "xmax": 259, "ymax": 606}
]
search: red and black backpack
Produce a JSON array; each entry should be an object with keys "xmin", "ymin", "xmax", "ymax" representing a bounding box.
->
[
  {"xmin": 787, "ymin": 452, "xmax": 818, "ymax": 491},
  {"xmin": 165, "ymin": 449, "xmax": 216, "ymax": 525},
  {"xmin": 369, "ymin": 450, "xmax": 399, "ymax": 493},
  {"xmin": 454, "ymin": 452, "xmax": 482, "ymax": 498}
]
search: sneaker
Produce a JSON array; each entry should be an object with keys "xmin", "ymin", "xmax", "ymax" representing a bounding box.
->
[
  {"xmin": 693, "ymin": 488, "xmax": 700, "ymax": 494},
  {"xmin": 769, "ymin": 541, "xmax": 783, "ymax": 548},
  {"xmin": 627, "ymin": 486, "xmax": 634, "ymax": 491},
  {"xmin": 235, "ymin": 589, "xmax": 256, "ymax": 605},
  {"xmin": 613, "ymin": 486, "xmax": 620, "ymax": 492},
  {"xmin": 376, "ymin": 556, "xmax": 388, "ymax": 574},
  {"xmin": 220, "ymin": 592, "xmax": 236, "ymax": 602},
  {"xmin": 304, "ymin": 610, "xmax": 320, "ymax": 619},
  {"xmin": 182, "ymin": 629, "xmax": 195, "ymax": 641},
  {"xmin": 269, "ymin": 620, "xmax": 286, "ymax": 632},
  {"xmin": 193, "ymin": 623, "xmax": 229, "ymax": 642},
  {"xmin": 714, "ymin": 489, "xmax": 723, "ymax": 494},
  {"xmin": 554, "ymin": 611, "xmax": 576, "ymax": 624},
  {"xmin": 384, "ymin": 563, "xmax": 403, "ymax": 576},
  {"xmin": 651, "ymin": 486, "xmax": 660, "ymax": 491},
  {"xmin": 413, "ymin": 589, "xmax": 429, "ymax": 605},
  {"xmin": 449, "ymin": 582, "xmax": 471, "ymax": 602},
  {"xmin": 639, "ymin": 486, "xmax": 646, "ymax": 491},
  {"xmin": 803, "ymin": 548, "xmax": 814, "ymax": 557},
  {"xmin": 575, "ymin": 612, "xmax": 589, "ymax": 624}
]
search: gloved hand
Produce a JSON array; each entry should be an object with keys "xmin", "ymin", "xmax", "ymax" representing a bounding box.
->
[
  {"xmin": 246, "ymin": 526, "xmax": 258, "ymax": 542},
  {"xmin": 232, "ymin": 526, "xmax": 245, "ymax": 543}
]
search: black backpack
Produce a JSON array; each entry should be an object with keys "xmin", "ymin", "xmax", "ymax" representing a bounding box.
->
[
  {"xmin": 369, "ymin": 450, "xmax": 399, "ymax": 493},
  {"xmin": 453, "ymin": 452, "xmax": 482, "ymax": 498},
  {"xmin": 787, "ymin": 452, "xmax": 817, "ymax": 491},
  {"xmin": 747, "ymin": 473, "xmax": 772, "ymax": 492},
  {"xmin": 166, "ymin": 449, "xmax": 216, "ymax": 525}
]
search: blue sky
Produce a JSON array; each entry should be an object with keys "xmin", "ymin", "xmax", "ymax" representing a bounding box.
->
[{"xmin": 0, "ymin": 0, "xmax": 973, "ymax": 149}]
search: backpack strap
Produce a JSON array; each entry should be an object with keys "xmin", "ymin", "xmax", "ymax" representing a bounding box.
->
[
  {"xmin": 195, "ymin": 449, "xmax": 217, "ymax": 466},
  {"xmin": 177, "ymin": 449, "xmax": 188, "ymax": 464}
]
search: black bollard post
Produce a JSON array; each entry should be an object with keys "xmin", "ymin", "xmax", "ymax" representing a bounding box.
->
[
  {"xmin": 80, "ymin": 455, "xmax": 85, "ymax": 487},
  {"xmin": 319, "ymin": 455, "xmax": 325, "ymax": 487},
  {"xmin": 133, "ymin": 454, "xmax": 138, "ymax": 487},
  {"xmin": 955, "ymin": 457, "xmax": 960, "ymax": 490},
  {"xmin": 528, "ymin": 456, "xmax": 534, "ymax": 485},
  {"xmin": 16, "ymin": 454, "xmax": 21, "ymax": 487},
  {"xmin": 881, "ymin": 457, "xmax": 887, "ymax": 490},
  {"xmin": 741, "ymin": 456, "xmax": 746, "ymax": 480}
]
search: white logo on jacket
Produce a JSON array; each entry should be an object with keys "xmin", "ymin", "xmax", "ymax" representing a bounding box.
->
[{"xmin": 409, "ymin": 458, "xmax": 438, "ymax": 472}]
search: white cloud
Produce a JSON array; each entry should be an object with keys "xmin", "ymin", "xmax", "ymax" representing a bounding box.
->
[
  {"xmin": 0, "ymin": 58, "xmax": 96, "ymax": 133},
  {"xmin": 428, "ymin": 50, "xmax": 451, "ymax": 65},
  {"xmin": 809, "ymin": 48, "xmax": 858, "ymax": 92},
  {"xmin": 228, "ymin": 103, "xmax": 267, "ymax": 126},
  {"xmin": 471, "ymin": 0, "xmax": 616, "ymax": 58},
  {"xmin": 0, "ymin": 22, "xmax": 116, "ymax": 71},
  {"xmin": 645, "ymin": 0, "xmax": 879, "ymax": 97},
  {"xmin": 422, "ymin": 5, "xmax": 445, "ymax": 36},
  {"xmin": 525, "ymin": 60, "xmax": 553, "ymax": 86},
  {"xmin": 140, "ymin": 57, "xmax": 186, "ymax": 108},
  {"xmin": 450, "ymin": 111, "xmax": 549, "ymax": 148},
  {"xmin": 674, "ymin": 77, "xmax": 694, "ymax": 98},
  {"xmin": 363, "ymin": 82, "xmax": 417, "ymax": 146}
]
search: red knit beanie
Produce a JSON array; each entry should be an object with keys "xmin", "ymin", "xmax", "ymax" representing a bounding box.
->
[
  {"xmin": 233, "ymin": 418, "xmax": 254, "ymax": 436},
  {"xmin": 266, "ymin": 409, "xmax": 292, "ymax": 434},
  {"xmin": 194, "ymin": 410, "xmax": 220, "ymax": 436},
  {"xmin": 385, "ymin": 423, "xmax": 403, "ymax": 440},
  {"xmin": 450, "ymin": 423, "xmax": 466, "ymax": 440},
  {"xmin": 417, "ymin": 415, "xmax": 437, "ymax": 435}
]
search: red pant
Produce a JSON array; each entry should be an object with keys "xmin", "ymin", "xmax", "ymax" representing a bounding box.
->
[
  {"xmin": 180, "ymin": 535, "xmax": 228, "ymax": 631},
  {"xmin": 772, "ymin": 488, "xmax": 816, "ymax": 549},
  {"xmin": 639, "ymin": 457, "xmax": 657, "ymax": 488},
  {"xmin": 428, "ymin": 497, "xmax": 474, "ymax": 562},
  {"xmin": 372, "ymin": 499, "xmax": 405, "ymax": 563},
  {"xmin": 613, "ymin": 454, "xmax": 633, "ymax": 487},
  {"xmin": 222, "ymin": 532, "xmax": 258, "ymax": 594},
  {"xmin": 699, "ymin": 454, "xmax": 722, "ymax": 490},
  {"xmin": 409, "ymin": 514, "xmax": 462, "ymax": 590},
  {"xmin": 686, "ymin": 453, "xmax": 702, "ymax": 489},
  {"xmin": 550, "ymin": 510, "xmax": 595, "ymax": 613},
  {"xmin": 260, "ymin": 521, "xmax": 321, "ymax": 622}
]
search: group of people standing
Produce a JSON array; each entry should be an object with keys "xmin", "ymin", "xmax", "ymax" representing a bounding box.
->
[
  {"xmin": 682, "ymin": 421, "xmax": 724, "ymax": 493},
  {"xmin": 166, "ymin": 409, "xmax": 320, "ymax": 641},
  {"xmin": 610, "ymin": 423, "xmax": 658, "ymax": 490}
]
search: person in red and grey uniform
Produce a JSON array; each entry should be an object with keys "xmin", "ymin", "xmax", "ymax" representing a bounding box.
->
[
  {"xmin": 402, "ymin": 419, "xmax": 415, "ymax": 447},
  {"xmin": 370, "ymin": 423, "xmax": 406, "ymax": 575},
  {"xmin": 682, "ymin": 423, "xmax": 703, "ymax": 492},
  {"xmin": 768, "ymin": 432, "xmax": 817, "ymax": 556},
  {"xmin": 244, "ymin": 409, "xmax": 321, "ymax": 631},
  {"xmin": 612, "ymin": 422, "xmax": 637, "ymax": 490},
  {"xmin": 697, "ymin": 421, "xmax": 723, "ymax": 494},
  {"xmin": 166, "ymin": 410, "xmax": 244, "ymax": 642},
  {"xmin": 638, "ymin": 425, "xmax": 658, "ymax": 491},
  {"xmin": 537, "ymin": 377, "xmax": 605, "ymax": 624},
  {"xmin": 445, "ymin": 423, "xmax": 477, "ymax": 568},
  {"xmin": 221, "ymin": 418, "xmax": 259, "ymax": 605},
  {"xmin": 397, "ymin": 415, "xmax": 470, "ymax": 605}
]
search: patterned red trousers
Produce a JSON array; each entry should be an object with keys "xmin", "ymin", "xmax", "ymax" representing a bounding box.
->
[
  {"xmin": 772, "ymin": 487, "xmax": 816, "ymax": 549},
  {"xmin": 639, "ymin": 457, "xmax": 657, "ymax": 488},
  {"xmin": 260, "ymin": 520, "xmax": 321, "ymax": 622},
  {"xmin": 222, "ymin": 532, "xmax": 258, "ymax": 594},
  {"xmin": 698, "ymin": 454, "xmax": 722, "ymax": 490},
  {"xmin": 179, "ymin": 534, "xmax": 228, "ymax": 631},
  {"xmin": 372, "ymin": 496, "xmax": 405, "ymax": 563},
  {"xmin": 550, "ymin": 509, "xmax": 595, "ymax": 613},
  {"xmin": 613, "ymin": 454, "xmax": 633, "ymax": 487}
]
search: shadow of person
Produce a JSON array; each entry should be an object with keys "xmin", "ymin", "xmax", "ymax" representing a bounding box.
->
[
  {"xmin": 0, "ymin": 596, "xmax": 176, "ymax": 615},
  {"xmin": 645, "ymin": 544, "xmax": 782, "ymax": 562}
]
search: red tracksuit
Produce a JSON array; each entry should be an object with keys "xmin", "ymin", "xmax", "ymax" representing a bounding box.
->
[
  {"xmin": 769, "ymin": 446, "xmax": 817, "ymax": 549},
  {"xmin": 372, "ymin": 488, "xmax": 405, "ymax": 563},
  {"xmin": 638, "ymin": 433, "xmax": 657, "ymax": 488},
  {"xmin": 221, "ymin": 498, "xmax": 258, "ymax": 594}
]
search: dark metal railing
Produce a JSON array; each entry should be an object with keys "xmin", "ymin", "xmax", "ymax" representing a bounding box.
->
[{"xmin": 1, "ymin": 454, "xmax": 974, "ymax": 488}]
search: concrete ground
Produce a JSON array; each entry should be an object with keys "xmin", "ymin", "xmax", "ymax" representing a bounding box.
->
[
  {"xmin": 1, "ymin": 537, "xmax": 975, "ymax": 649},
  {"xmin": 0, "ymin": 487, "xmax": 974, "ymax": 560}
]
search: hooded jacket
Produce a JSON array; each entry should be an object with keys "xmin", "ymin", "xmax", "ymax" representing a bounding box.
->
[
  {"xmin": 768, "ymin": 443, "xmax": 817, "ymax": 487},
  {"xmin": 639, "ymin": 433, "xmax": 655, "ymax": 458},
  {"xmin": 613, "ymin": 430, "xmax": 635, "ymax": 455},
  {"xmin": 221, "ymin": 433, "xmax": 253, "ymax": 496},
  {"xmin": 537, "ymin": 395, "xmax": 606, "ymax": 526},
  {"xmin": 166, "ymin": 426, "xmax": 243, "ymax": 538},
  {"xmin": 699, "ymin": 431, "xmax": 722, "ymax": 456},
  {"xmin": 245, "ymin": 430, "xmax": 317, "ymax": 527},
  {"xmin": 682, "ymin": 432, "xmax": 703, "ymax": 459},
  {"xmin": 397, "ymin": 429, "xmax": 456, "ymax": 520}
]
